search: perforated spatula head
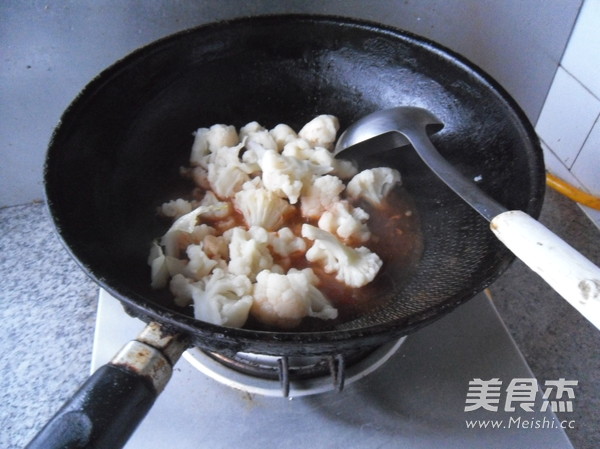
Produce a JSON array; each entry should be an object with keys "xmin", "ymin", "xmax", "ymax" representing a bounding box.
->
[{"xmin": 334, "ymin": 106, "xmax": 506, "ymax": 221}]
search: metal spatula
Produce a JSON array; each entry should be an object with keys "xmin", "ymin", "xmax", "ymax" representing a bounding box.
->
[{"xmin": 334, "ymin": 106, "xmax": 600, "ymax": 330}]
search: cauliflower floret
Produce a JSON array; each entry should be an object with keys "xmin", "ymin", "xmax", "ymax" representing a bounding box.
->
[
  {"xmin": 227, "ymin": 226, "xmax": 274, "ymax": 281},
  {"xmin": 318, "ymin": 200, "xmax": 371, "ymax": 243},
  {"xmin": 207, "ymin": 141, "xmax": 245, "ymax": 168},
  {"xmin": 298, "ymin": 114, "xmax": 339, "ymax": 149},
  {"xmin": 206, "ymin": 142, "xmax": 252, "ymax": 198},
  {"xmin": 152, "ymin": 115, "xmax": 399, "ymax": 330},
  {"xmin": 300, "ymin": 175, "xmax": 345, "ymax": 219},
  {"xmin": 190, "ymin": 124, "xmax": 239, "ymax": 167},
  {"xmin": 234, "ymin": 183, "xmax": 294, "ymax": 231},
  {"xmin": 270, "ymin": 124, "xmax": 298, "ymax": 150},
  {"xmin": 169, "ymin": 273, "xmax": 197, "ymax": 306},
  {"xmin": 331, "ymin": 158, "xmax": 359, "ymax": 180},
  {"xmin": 185, "ymin": 244, "xmax": 219, "ymax": 280},
  {"xmin": 158, "ymin": 198, "xmax": 195, "ymax": 219},
  {"xmin": 191, "ymin": 166, "xmax": 211, "ymax": 190},
  {"xmin": 245, "ymin": 129, "xmax": 278, "ymax": 152},
  {"xmin": 207, "ymin": 164, "xmax": 248, "ymax": 199},
  {"xmin": 268, "ymin": 227, "xmax": 306, "ymax": 257},
  {"xmin": 202, "ymin": 234, "xmax": 229, "ymax": 261},
  {"xmin": 148, "ymin": 242, "xmax": 187, "ymax": 289},
  {"xmin": 198, "ymin": 191, "xmax": 232, "ymax": 219},
  {"xmin": 208, "ymin": 164, "xmax": 249, "ymax": 198},
  {"xmin": 190, "ymin": 128, "xmax": 210, "ymax": 167},
  {"xmin": 193, "ymin": 140, "xmax": 251, "ymax": 195},
  {"xmin": 258, "ymin": 149, "xmax": 312, "ymax": 204},
  {"xmin": 281, "ymin": 139, "xmax": 335, "ymax": 176},
  {"xmin": 191, "ymin": 268, "xmax": 254, "ymax": 328},
  {"xmin": 239, "ymin": 121, "xmax": 266, "ymax": 139},
  {"xmin": 242, "ymin": 130, "xmax": 279, "ymax": 170},
  {"xmin": 160, "ymin": 205, "xmax": 218, "ymax": 256},
  {"xmin": 302, "ymin": 224, "xmax": 382, "ymax": 288},
  {"xmin": 206, "ymin": 124, "xmax": 239, "ymax": 151},
  {"xmin": 251, "ymin": 268, "xmax": 338, "ymax": 328},
  {"xmin": 346, "ymin": 167, "xmax": 402, "ymax": 207},
  {"xmin": 280, "ymin": 121, "xmax": 355, "ymax": 180},
  {"xmin": 238, "ymin": 122, "xmax": 278, "ymax": 171}
]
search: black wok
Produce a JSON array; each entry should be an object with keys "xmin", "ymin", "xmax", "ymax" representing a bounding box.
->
[{"xmin": 30, "ymin": 15, "xmax": 544, "ymax": 449}]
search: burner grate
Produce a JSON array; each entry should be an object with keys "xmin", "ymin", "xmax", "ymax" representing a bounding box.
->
[
  {"xmin": 183, "ymin": 338, "xmax": 406, "ymax": 398},
  {"xmin": 205, "ymin": 350, "xmax": 360, "ymax": 397}
]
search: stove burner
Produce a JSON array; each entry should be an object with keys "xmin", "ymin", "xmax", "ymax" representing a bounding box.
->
[
  {"xmin": 182, "ymin": 337, "xmax": 406, "ymax": 398},
  {"xmin": 205, "ymin": 350, "xmax": 365, "ymax": 396}
]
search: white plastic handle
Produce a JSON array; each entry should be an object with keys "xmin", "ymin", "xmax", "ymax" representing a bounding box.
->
[{"xmin": 490, "ymin": 210, "xmax": 600, "ymax": 330}]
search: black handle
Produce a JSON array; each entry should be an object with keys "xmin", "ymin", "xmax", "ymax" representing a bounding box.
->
[{"xmin": 25, "ymin": 363, "xmax": 157, "ymax": 449}]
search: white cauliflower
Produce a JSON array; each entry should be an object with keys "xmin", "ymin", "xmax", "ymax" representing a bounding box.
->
[
  {"xmin": 202, "ymin": 234, "xmax": 229, "ymax": 261},
  {"xmin": 270, "ymin": 124, "xmax": 298, "ymax": 150},
  {"xmin": 190, "ymin": 128, "xmax": 210, "ymax": 167},
  {"xmin": 242, "ymin": 129, "xmax": 279, "ymax": 171},
  {"xmin": 278, "ymin": 128, "xmax": 355, "ymax": 180},
  {"xmin": 251, "ymin": 268, "xmax": 338, "ymax": 328},
  {"xmin": 281, "ymin": 138, "xmax": 335, "ymax": 176},
  {"xmin": 191, "ymin": 269, "xmax": 254, "ymax": 328},
  {"xmin": 239, "ymin": 121, "xmax": 266, "ymax": 139},
  {"xmin": 258, "ymin": 149, "xmax": 312, "ymax": 204},
  {"xmin": 198, "ymin": 191, "xmax": 231, "ymax": 220},
  {"xmin": 148, "ymin": 242, "xmax": 187, "ymax": 289},
  {"xmin": 207, "ymin": 163, "xmax": 249, "ymax": 198},
  {"xmin": 245, "ymin": 129, "xmax": 278, "ymax": 152},
  {"xmin": 169, "ymin": 273, "xmax": 197, "ymax": 306},
  {"xmin": 346, "ymin": 167, "xmax": 402, "ymax": 207},
  {"xmin": 191, "ymin": 166, "xmax": 211, "ymax": 190},
  {"xmin": 268, "ymin": 227, "xmax": 306, "ymax": 258},
  {"xmin": 160, "ymin": 205, "xmax": 218, "ymax": 257},
  {"xmin": 331, "ymin": 158, "xmax": 358, "ymax": 180},
  {"xmin": 302, "ymin": 224, "xmax": 382, "ymax": 288},
  {"xmin": 207, "ymin": 124, "xmax": 239, "ymax": 150},
  {"xmin": 298, "ymin": 114, "xmax": 340, "ymax": 149},
  {"xmin": 206, "ymin": 142, "xmax": 251, "ymax": 198},
  {"xmin": 190, "ymin": 124, "xmax": 239, "ymax": 167},
  {"xmin": 234, "ymin": 182, "xmax": 294, "ymax": 231},
  {"xmin": 318, "ymin": 200, "xmax": 371, "ymax": 243},
  {"xmin": 207, "ymin": 141, "xmax": 245, "ymax": 167},
  {"xmin": 227, "ymin": 226, "xmax": 275, "ymax": 281},
  {"xmin": 300, "ymin": 175, "xmax": 345, "ymax": 219},
  {"xmin": 238, "ymin": 122, "xmax": 278, "ymax": 172},
  {"xmin": 185, "ymin": 244, "xmax": 219, "ymax": 280},
  {"xmin": 158, "ymin": 198, "xmax": 195, "ymax": 219},
  {"xmin": 151, "ymin": 114, "xmax": 400, "ymax": 330},
  {"xmin": 166, "ymin": 208, "xmax": 221, "ymax": 234}
]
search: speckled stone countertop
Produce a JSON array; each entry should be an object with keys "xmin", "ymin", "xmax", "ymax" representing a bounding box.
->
[
  {"xmin": 0, "ymin": 203, "xmax": 98, "ymax": 448},
  {"xmin": 1, "ymin": 189, "xmax": 599, "ymax": 449}
]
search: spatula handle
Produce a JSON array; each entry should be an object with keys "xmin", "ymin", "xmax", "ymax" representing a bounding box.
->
[{"xmin": 490, "ymin": 210, "xmax": 600, "ymax": 330}]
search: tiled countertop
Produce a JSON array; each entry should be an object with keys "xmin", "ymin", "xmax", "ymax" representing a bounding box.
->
[{"xmin": 1, "ymin": 188, "xmax": 598, "ymax": 449}]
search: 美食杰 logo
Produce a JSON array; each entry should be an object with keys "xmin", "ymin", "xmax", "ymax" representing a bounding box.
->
[{"xmin": 463, "ymin": 378, "xmax": 578, "ymax": 430}]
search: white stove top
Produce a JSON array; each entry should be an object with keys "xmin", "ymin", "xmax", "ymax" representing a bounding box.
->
[{"xmin": 92, "ymin": 290, "xmax": 573, "ymax": 449}]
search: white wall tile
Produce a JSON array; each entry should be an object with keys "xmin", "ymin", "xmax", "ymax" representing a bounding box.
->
[
  {"xmin": 561, "ymin": 0, "xmax": 600, "ymax": 99},
  {"xmin": 571, "ymin": 116, "xmax": 600, "ymax": 193},
  {"xmin": 543, "ymin": 140, "xmax": 600, "ymax": 230},
  {"xmin": 542, "ymin": 142, "xmax": 581, "ymax": 184},
  {"xmin": 535, "ymin": 68, "xmax": 600, "ymax": 167}
]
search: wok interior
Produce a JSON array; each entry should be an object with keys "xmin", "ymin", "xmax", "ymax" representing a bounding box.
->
[{"xmin": 45, "ymin": 16, "xmax": 544, "ymax": 355}]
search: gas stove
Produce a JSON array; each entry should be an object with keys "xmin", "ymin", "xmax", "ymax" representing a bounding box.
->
[{"xmin": 92, "ymin": 290, "xmax": 573, "ymax": 449}]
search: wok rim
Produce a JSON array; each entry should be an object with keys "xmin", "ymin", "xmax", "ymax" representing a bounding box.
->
[{"xmin": 44, "ymin": 13, "xmax": 545, "ymax": 354}]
